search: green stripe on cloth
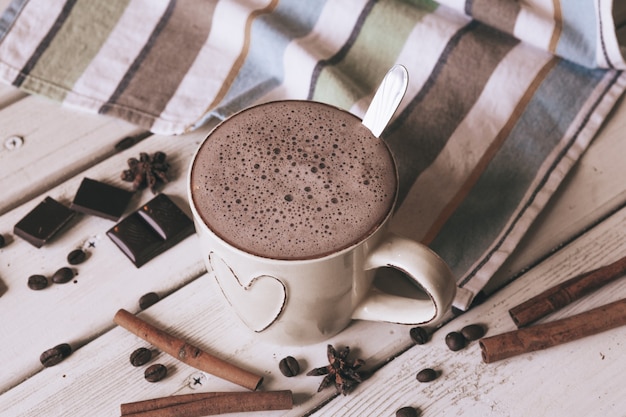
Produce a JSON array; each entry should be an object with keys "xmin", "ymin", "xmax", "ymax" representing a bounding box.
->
[
  {"xmin": 311, "ymin": 0, "xmax": 435, "ymax": 109},
  {"xmin": 13, "ymin": 0, "xmax": 77, "ymax": 87},
  {"xmin": 307, "ymin": 0, "xmax": 376, "ymax": 105},
  {"xmin": 19, "ymin": 0, "xmax": 130, "ymax": 100}
]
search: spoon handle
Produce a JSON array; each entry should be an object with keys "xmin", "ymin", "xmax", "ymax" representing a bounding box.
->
[{"xmin": 361, "ymin": 64, "xmax": 409, "ymax": 138}]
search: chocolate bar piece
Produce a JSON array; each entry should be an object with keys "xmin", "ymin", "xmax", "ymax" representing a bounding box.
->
[
  {"xmin": 107, "ymin": 194, "xmax": 194, "ymax": 267},
  {"xmin": 71, "ymin": 178, "xmax": 133, "ymax": 221},
  {"xmin": 106, "ymin": 212, "xmax": 165, "ymax": 268},
  {"xmin": 14, "ymin": 197, "xmax": 75, "ymax": 248},
  {"xmin": 137, "ymin": 193, "xmax": 193, "ymax": 240}
]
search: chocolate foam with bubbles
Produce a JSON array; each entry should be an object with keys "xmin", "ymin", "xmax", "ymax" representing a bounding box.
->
[{"xmin": 190, "ymin": 101, "xmax": 397, "ymax": 260}]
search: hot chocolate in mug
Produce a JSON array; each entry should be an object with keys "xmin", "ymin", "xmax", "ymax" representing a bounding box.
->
[{"xmin": 188, "ymin": 100, "xmax": 456, "ymax": 345}]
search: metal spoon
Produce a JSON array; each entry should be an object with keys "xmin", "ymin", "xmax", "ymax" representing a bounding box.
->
[{"xmin": 361, "ymin": 64, "xmax": 409, "ymax": 138}]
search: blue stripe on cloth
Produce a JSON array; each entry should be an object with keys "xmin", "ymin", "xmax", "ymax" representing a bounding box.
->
[
  {"xmin": 213, "ymin": 0, "xmax": 328, "ymax": 119},
  {"xmin": 556, "ymin": 1, "xmax": 597, "ymax": 68},
  {"xmin": 428, "ymin": 59, "xmax": 609, "ymax": 282},
  {"xmin": 0, "ymin": 0, "xmax": 28, "ymax": 41}
]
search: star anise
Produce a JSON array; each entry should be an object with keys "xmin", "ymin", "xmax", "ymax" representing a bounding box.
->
[
  {"xmin": 306, "ymin": 344, "xmax": 365, "ymax": 395},
  {"xmin": 121, "ymin": 151, "xmax": 170, "ymax": 193}
]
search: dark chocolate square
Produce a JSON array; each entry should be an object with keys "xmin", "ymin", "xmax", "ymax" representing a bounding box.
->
[
  {"xmin": 106, "ymin": 212, "xmax": 165, "ymax": 268},
  {"xmin": 14, "ymin": 197, "xmax": 75, "ymax": 248},
  {"xmin": 70, "ymin": 178, "xmax": 133, "ymax": 221},
  {"xmin": 137, "ymin": 193, "xmax": 194, "ymax": 240},
  {"xmin": 107, "ymin": 194, "xmax": 194, "ymax": 268}
]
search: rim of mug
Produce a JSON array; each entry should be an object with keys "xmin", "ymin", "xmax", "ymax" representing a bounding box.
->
[{"xmin": 187, "ymin": 99, "xmax": 400, "ymax": 263}]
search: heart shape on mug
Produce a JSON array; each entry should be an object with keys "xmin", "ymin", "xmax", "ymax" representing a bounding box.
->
[{"xmin": 208, "ymin": 253, "xmax": 286, "ymax": 332}]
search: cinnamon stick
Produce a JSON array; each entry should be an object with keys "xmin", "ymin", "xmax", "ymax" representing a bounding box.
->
[
  {"xmin": 114, "ymin": 309, "xmax": 263, "ymax": 391},
  {"xmin": 509, "ymin": 255, "xmax": 626, "ymax": 327},
  {"xmin": 480, "ymin": 297, "xmax": 626, "ymax": 363},
  {"xmin": 120, "ymin": 391, "xmax": 293, "ymax": 417},
  {"xmin": 121, "ymin": 392, "xmax": 223, "ymax": 415}
]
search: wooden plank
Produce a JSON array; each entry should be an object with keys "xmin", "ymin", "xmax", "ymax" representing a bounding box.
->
[
  {"xmin": 0, "ymin": 124, "xmax": 216, "ymax": 393},
  {"xmin": 0, "ymin": 94, "xmax": 624, "ymax": 417},
  {"xmin": 0, "ymin": 259, "xmax": 416, "ymax": 416},
  {"xmin": 314, "ymin": 203, "xmax": 626, "ymax": 416},
  {"xmin": 0, "ymin": 82, "xmax": 27, "ymax": 109},
  {"xmin": 4, "ymin": 164, "xmax": 626, "ymax": 417},
  {"xmin": 0, "ymin": 1, "xmax": 623, "ymax": 414},
  {"xmin": 0, "ymin": 113, "xmax": 430, "ymax": 416},
  {"xmin": 0, "ymin": 95, "xmax": 141, "ymax": 215},
  {"xmin": 486, "ymin": 92, "xmax": 626, "ymax": 293}
]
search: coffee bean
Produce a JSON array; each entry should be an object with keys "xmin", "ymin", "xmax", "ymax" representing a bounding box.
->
[
  {"xmin": 278, "ymin": 356, "xmax": 300, "ymax": 377},
  {"xmin": 51, "ymin": 267, "xmax": 74, "ymax": 284},
  {"xmin": 28, "ymin": 274, "xmax": 49, "ymax": 290},
  {"xmin": 67, "ymin": 249, "xmax": 86, "ymax": 265},
  {"xmin": 396, "ymin": 406, "xmax": 419, "ymax": 417},
  {"xmin": 460, "ymin": 324, "xmax": 486, "ymax": 341},
  {"xmin": 139, "ymin": 292, "xmax": 160, "ymax": 310},
  {"xmin": 130, "ymin": 347, "xmax": 153, "ymax": 367},
  {"xmin": 40, "ymin": 343, "xmax": 72, "ymax": 367},
  {"xmin": 0, "ymin": 234, "xmax": 5, "ymax": 248},
  {"xmin": 445, "ymin": 331, "xmax": 467, "ymax": 351},
  {"xmin": 416, "ymin": 368, "xmax": 438, "ymax": 383},
  {"xmin": 144, "ymin": 363, "xmax": 167, "ymax": 382},
  {"xmin": 409, "ymin": 326, "xmax": 429, "ymax": 345}
]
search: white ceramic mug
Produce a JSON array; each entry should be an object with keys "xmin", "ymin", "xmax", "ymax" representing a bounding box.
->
[{"xmin": 188, "ymin": 100, "xmax": 456, "ymax": 345}]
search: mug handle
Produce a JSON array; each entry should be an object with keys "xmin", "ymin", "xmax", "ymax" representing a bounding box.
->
[{"xmin": 352, "ymin": 232, "xmax": 456, "ymax": 324}]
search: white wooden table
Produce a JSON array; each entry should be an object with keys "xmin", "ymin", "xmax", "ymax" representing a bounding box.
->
[{"xmin": 1, "ymin": 69, "xmax": 626, "ymax": 415}]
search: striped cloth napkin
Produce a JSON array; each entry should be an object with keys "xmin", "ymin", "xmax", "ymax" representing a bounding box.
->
[{"xmin": 0, "ymin": 0, "xmax": 624, "ymax": 310}]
